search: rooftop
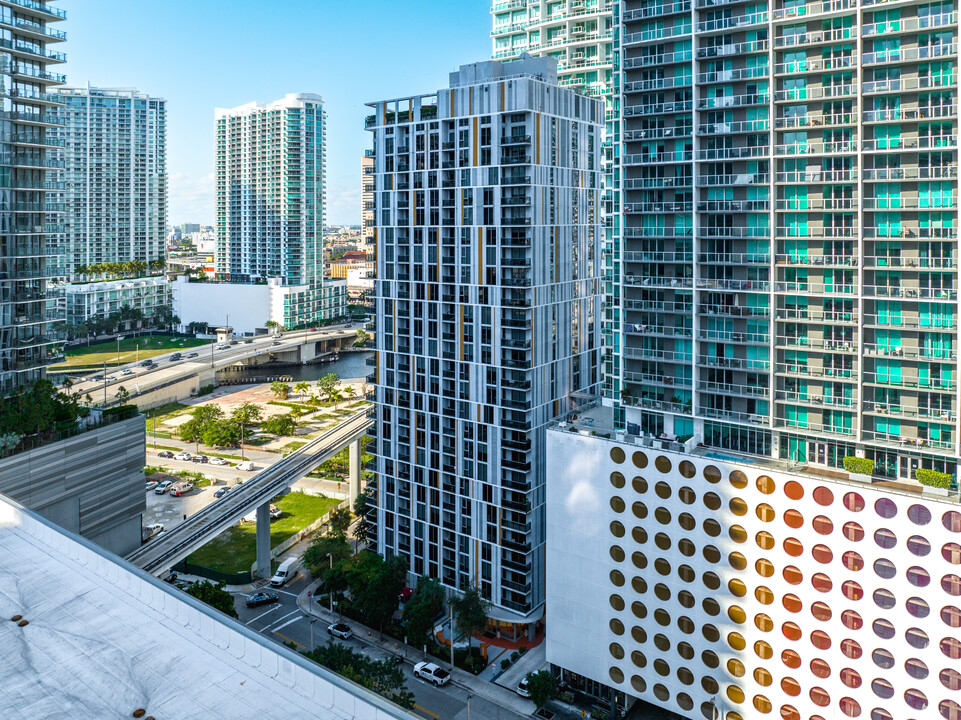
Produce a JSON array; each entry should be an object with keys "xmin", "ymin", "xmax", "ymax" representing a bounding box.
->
[{"xmin": 0, "ymin": 494, "xmax": 413, "ymax": 720}]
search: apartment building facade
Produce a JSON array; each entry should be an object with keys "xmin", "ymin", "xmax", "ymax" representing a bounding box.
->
[
  {"xmin": 362, "ymin": 149, "xmax": 375, "ymax": 259},
  {"xmin": 215, "ymin": 93, "xmax": 345, "ymax": 329},
  {"xmin": 0, "ymin": 0, "xmax": 67, "ymax": 389},
  {"xmin": 367, "ymin": 57, "xmax": 603, "ymax": 633}
]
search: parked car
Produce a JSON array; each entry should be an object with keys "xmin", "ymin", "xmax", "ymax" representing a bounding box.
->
[
  {"xmin": 154, "ymin": 480, "xmax": 174, "ymax": 494},
  {"xmin": 191, "ymin": 455, "xmax": 209, "ymax": 464},
  {"xmin": 169, "ymin": 481, "xmax": 193, "ymax": 497},
  {"xmin": 237, "ymin": 460, "xmax": 255, "ymax": 471},
  {"xmin": 269, "ymin": 504, "xmax": 281, "ymax": 519},
  {"xmin": 145, "ymin": 480, "xmax": 158, "ymax": 492},
  {"xmin": 170, "ymin": 353, "xmax": 182, "ymax": 361},
  {"xmin": 174, "ymin": 451, "xmax": 192, "ymax": 461},
  {"xmin": 213, "ymin": 486, "xmax": 230, "ymax": 499},
  {"xmin": 244, "ymin": 338, "xmax": 253, "ymax": 344},
  {"xmin": 413, "ymin": 662, "xmax": 451, "ymax": 687},
  {"xmin": 245, "ymin": 592, "xmax": 279, "ymax": 608},
  {"xmin": 271, "ymin": 341, "xmax": 282, "ymax": 346},
  {"xmin": 327, "ymin": 623, "xmax": 353, "ymax": 640},
  {"xmin": 157, "ymin": 450, "xmax": 174, "ymax": 459},
  {"xmin": 516, "ymin": 677, "xmax": 530, "ymax": 698},
  {"xmin": 229, "ymin": 340, "xmax": 238, "ymax": 346},
  {"xmin": 142, "ymin": 523, "xmax": 164, "ymax": 542},
  {"xmin": 209, "ymin": 456, "xmax": 228, "ymax": 466},
  {"xmin": 105, "ymin": 375, "xmax": 117, "ymax": 382}
]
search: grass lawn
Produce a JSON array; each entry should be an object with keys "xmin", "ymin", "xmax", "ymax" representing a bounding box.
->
[
  {"xmin": 186, "ymin": 492, "xmax": 342, "ymax": 573},
  {"xmin": 281, "ymin": 441, "xmax": 307, "ymax": 456},
  {"xmin": 53, "ymin": 335, "xmax": 212, "ymax": 369},
  {"xmin": 145, "ymin": 402, "xmax": 190, "ymax": 435}
]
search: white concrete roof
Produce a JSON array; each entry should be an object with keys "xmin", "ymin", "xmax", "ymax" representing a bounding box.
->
[{"xmin": 0, "ymin": 495, "xmax": 411, "ymax": 720}]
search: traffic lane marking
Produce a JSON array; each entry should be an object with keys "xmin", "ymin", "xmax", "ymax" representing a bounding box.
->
[
  {"xmin": 272, "ymin": 630, "xmax": 305, "ymax": 649},
  {"xmin": 244, "ymin": 604, "xmax": 281, "ymax": 625},
  {"xmin": 272, "ymin": 616, "xmax": 301, "ymax": 633},
  {"xmin": 388, "ymin": 692, "xmax": 439, "ymax": 720},
  {"xmin": 264, "ymin": 609, "xmax": 301, "ymax": 632}
]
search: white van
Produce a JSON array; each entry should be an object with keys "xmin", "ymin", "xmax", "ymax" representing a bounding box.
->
[
  {"xmin": 237, "ymin": 460, "xmax": 255, "ymax": 471},
  {"xmin": 270, "ymin": 557, "xmax": 299, "ymax": 587}
]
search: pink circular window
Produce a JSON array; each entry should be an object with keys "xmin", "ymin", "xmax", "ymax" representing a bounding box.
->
[
  {"xmin": 811, "ymin": 573, "xmax": 833, "ymax": 593},
  {"xmin": 813, "ymin": 486, "xmax": 834, "ymax": 506},
  {"xmin": 842, "ymin": 551, "xmax": 864, "ymax": 571},
  {"xmin": 943, "ymin": 574, "xmax": 961, "ymax": 596},
  {"xmin": 812, "ymin": 515, "xmax": 833, "ymax": 535},
  {"xmin": 841, "ymin": 581, "xmax": 863, "ymax": 601},
  {"xmin": 943, "ymin": 511, "xmax": 961, "ymax": 532},
  {"xmin": 875, "ymin": 498, "xmax": 897, "ymax": 519},
  {"xmin": 812, "ymin": 544, "xmax": 833, "ymax": 564},
  {"xmin": 843, "ymin": 521, "xmax": 864, "ymax": 541},
  {"xmin": 841, "ymin": 610, "xmax": 863, "ymax": 630},
  {"xmin": 843, "ymin": 492, "xmax": 864, "ymax": 512}
]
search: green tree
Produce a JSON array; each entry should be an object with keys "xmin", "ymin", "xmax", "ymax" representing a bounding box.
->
[
  {"xmin": 271, "ymin": 381, "xmax": 291, "ymax": 400},
  {"xmin": 184, "ymin": 580, "xmax": 238, "ymax": 618},
  {"xmin": 402, "ymin": 576, "xmax": 445, "ymax": 648},
  {"xmin": 202, "ymin": 419, "xmax": 241, "ymax": 447},
  {"xmin": 316, "ymin": 372, "xmax": 340, "ymax": 403},
  {"xmin": 355, "ymin": 329, "xmax": 370, "ymax": 346},
  {"xmin": 352, "ymin": 490, "xmax": 373, "ymax": 546},
  {"xmin": 114, "ymin": 385, "xmax": 130, "ymax": 404},
  {"xmin": 451, "ymin": 581, "xmax": 490, "ymax": 642},
  {"xmin": 355, "ymin": 555, "xmax": 407, "ymax": 637},
  {"xmin": 177, "ymin": 404, "xmax": 223, "ymax": 443},
  {"xmin": 304, "ymin": 642, "xmax": 414, "ymax": 708},
  {"xmin": 294, "ymin": 380, "xmax": 310, "ymax": 398},
  {"xmin": 264, "ymin": 320, "xmax": 279, "ymax": 333},
  {"xmin": 329, "ymin": 505, "xmax": 351, "ymax": 537},
  {"xmin": 232, "ymin": 402, "xmax": 262, "ymax": 428},
  {"xmin": 525, "ymin": 670, "xmax": 558, "ymax": 708},
  {"xmin": 261, "ymin": 413, "xmax": 297, "ymax": 436},
  {"xmin": 303, "ymin": 534, "xmax": 352, "ymax": 580}
]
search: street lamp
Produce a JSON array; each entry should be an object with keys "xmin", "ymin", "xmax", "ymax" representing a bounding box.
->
[
  {"xmin": 467, "ymin": 693, "xmax": 474, "ymax": 720},
  {"xmin": 309, "ymin": 617, "xmax": 317, "ymax": 652},
  {"xmin": 116, "ymin": 335, "xmax": 125, "ymax": 367},
  {"xmin": 326, "ymin": 552, "xmax": 334, "ymax": 613}
]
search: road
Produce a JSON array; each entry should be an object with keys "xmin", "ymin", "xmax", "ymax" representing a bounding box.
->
[
  {"xmin": 231, "ymin": 576, "xmax": 528, "ymax": 720},
  {"xmin": 67, "ymin": 323, "xmax": 359, "ymax": 401}
]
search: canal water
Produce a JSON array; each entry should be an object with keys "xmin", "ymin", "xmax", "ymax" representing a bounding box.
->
[{"xmin": 229, "ymin": 351, "xmax": 373, "ymax": 383}]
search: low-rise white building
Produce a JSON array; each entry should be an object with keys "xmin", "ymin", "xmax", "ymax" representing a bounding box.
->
[{"xmin": 64, "ymin": 276, "xmax": 171, "ymax": 325}]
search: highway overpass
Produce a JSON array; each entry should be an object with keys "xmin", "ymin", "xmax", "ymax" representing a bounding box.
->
[{"xmin": 126, "ymin": 410, "xmax": 372, "ymax": 579}]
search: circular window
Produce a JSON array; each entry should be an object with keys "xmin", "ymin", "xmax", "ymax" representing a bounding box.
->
[
  {"xmin": 703, "ymin": 571, "xmax": 721, "ymax": 590},
  {"xmin": 810, "ymin": 630, "xmax": 832, "ymax": 650},
  {"xmin": 678, "ymin": 590, "xmax": 695, "ymax": 609},
  {"xmin": 841, "ymin": 638, "xmax": 862, "ymax": 659},
  {"xmin": 755, "ymin": 531, "xmax": 775, "ymax": 550},
  {"xmin": 940, "ymin": 668, "xmax": 961, "ymax": 691},
  {"xmin": 701, "ymin": 676, "xmax": 719, "ymax": 694},
  {"xmin": 703, "ymin": 465, "xmax": 721, "ymax": 483},
  {"xmin": 653, "ymin": 658, "xmax": 670, "ymax": 676},
  {"xmin": 755, "ymin": 640, "xmax": 773, "ymax": 660},
  {"xmin": 727, "ymin": 658, "xmax": 745, "ymax": 677},
  {"xmin": 873, "ymin": 589, "xmax": 896, "ymax": 610},
  {"xmin": 944, "ymin": 511, "xmax": 961, "ymax": 532},
  {"xmin": 703, "ymin": 545, "xmax": 721, "ymax": 563},
  {"xmin": 812, "ymin": 544, "xmax": 833, "ymax": 563},
  {"xmin": 904, "ymin": 688, "xmax": 928, "ymax": 711},
  {"xmin": 610, "ymin": 594, "xmax": 625, "ymax": 611},
  {"xmin": 654, "ymin": 583, "xmax": 671, "ymax": 602},
  {"xmin": 632, "ymin": 476, "xmax": 648, "ymax": 494},
  {"xmin": 703, "ymin": 518, "xmax": 721, "ymax": 537},
  {"xmin": 811, "ymin": 602, "xmax": 832, "ymax": 622},
  {"xmin": 781, "ymin": 649, "xmax": 801, "ymax": 668},
  {"xmin": 906, "ymin": 627, "xmax": 929, "ymax": 649},
  {"xmin": 842, "ymin": 580, "xmax": 863, "ymax": 601},
  {"xmin": 729, "ymin": 578, "xmax": 747, "ymax": 597},
  {"xmin": 654, "ymin": 558, "xmax": 671, "ymax": 575},
  {"xmin": 723, "ymin": 469, "xmax": 746, "ymax": 489},
  {"xmin": 781, "ymin": 680, "xmax": 801, "ymax": 698},
  {"xmin": 632, "ymin": 451, "xmax": 648, "ymax": 469},
  {"xmin": 631, "ymin": 649, "xmax": 647, "ymax": 667},
  {"xmin": 654, "ymin": 507, "xmax": 671, "ymax": 525},
  {"xmin": 941, "ymin": 637, "xmax": 961, "ymax": 659},
  {"xmin": 811, "ymin": 573, "xmax": 833, "ymax": 592},
  {"xmin": 844, "ymin": 492, "xmax": 865, "ymax": 512},
  {"xmin": 756, "ymin": 558, "xmax": 774, "ymax": 577},
  {"xmin": 784, "ymin": 481, "xmax": 804, "ymax": 500},
  {"xmin": 869, "ymin": 708, "xmax": 892, "ymax": 720},
  {"xmin": 755, "ymin": 586, "xmax": 774, "ymax": 605},
  {"xmin": 632, "ymin": 501, "xmax": 648, "ymax": 519},
  {"xmin": 728, "ymin": 605, "xmax": 747, "ymax": 624},
  {"xmin": 809, "ymin": 687, "xmax": 830, "ymax": 707},
  {"xmin": 702, "ymin": 649, "xmax": 719, "ymax": 669},
  {"xmin": 631, "ymin": 626, "xmax": 647, "ymax": 644},
  {"xmin": 907, "ymin": 566, "xmax": 931, "ymax": 587},
  {"xmin": 632, "ymin": 551, "xmax": 647, "ymax": 569},
  {"xmin": 754, "ymin": 695, "xmax": 772, "ymax": 714},
  {"xmin": 842, "ymin": 551, "xmax": 864, "ymax": 571},
  {"xmin": 729, "ymin": 497, "xmax": 748, "ymax": 516},
  {"xmin": 653, "ymin": 633, "xmax": 671, "ymax": 652},
  {"xmin": 655, "ymin": 481, "xmax": 671, "ymax": 499},
  {"xmin": 843, "ymin": 521, "xmax": 864, "ymax": 541},
  {"xmin": 813, "ymin": 486, "xmax": 834, "ymax": 506},
  {"xmin": 783, "ymin": 566, "xmax": 803, "ymax": 585},
  {"xmin": 871, "ymin": 678, "xmax": 894, "ymax": 699},
  {"xmin": 874, "ymin": 558, "xmax": 896, "ymax": 579},
  {"xmin": 632, "ymin": 601, "xmax": 647, "ymax": 619},
  {"xmin": 782, "ymin": 622, "xmax": 802, "ymax": 641},
  {"xmin": 941, "ymin": 606, "xmax": 961, "ymax": 628},
  {"xmin": 610, "ymin": 496, "xmax": 625, "ymax": 513},
  {"xmin": 610, "ymin": 618, "xmax": 624, "ymax": 635},
  {"xmin": 783, "ymin": 537, "xmax": 803, "ymax": 557},
  {"xmin": 942, "ymin": 542, "xmax": 961, "ymax": 564},
  {"xmin": 654, "ymin": 532, "xmax": 671, "ymax": 551},
  {"xmin": 654, "ymin": 456, "xmax": 671, "ymax": 474},
  {"xmin": 679, "ymin": 487, "xmax": 696, "ymax": 505},
  {"xmin": 704, "ymin": 625, "xmax": 721, "ymax": 643},
  {"xmin": 678, "ymin": 565, "xmax": 696, "ymax": 583},
  {"xmin": 840, "ymin": 668, "xmax": 862, "ymax": 689},
  {"xmin": 677, "ymin": 692, "xmax": 694, "ymax": 710},
  {"xmin": 782, "ymin": 594, "xmax": 802, "ymax": 613},
  {"xmin": 610, "ymin": 570, "xmax": 625, "ymax": 587},
  {"xmin": 702, "ymin": 597, "xmax": 720, "ymax": 616},
  {"xmin": 678, "ymin": 460, "xmax": 695, "ymax": 478},
  {"xmin": 726, "ymin": 631, "xmax": 745, "ymax": 650},
  {"xmin": 729, "ymin": 552, "xmax": 747, "ymax": 571},
  {"xmin": 907, "ymin": 535, "xmax": 931, "ymax": 556},
  {"xmin": 943, "ymin": 574, "xmax": 961, "ymax": 596},
  {"xmin": 875, "ymin": 498, "xmax": 897, "ymax": 519},
  {"xmin": 874, "ymin": 528, "xmax": 897, "ymax": 549},
  {"xmin": 839, "ymin": 697, "xmax": 861, "ymax": 718},
  {"xmin": 630, "ymin": 675, "xmax": 646, "ymax": 694},
  {"xmin": 609, "ymin": 666, "xmax": 624, "ymax": 684},
  {"xmin": 784, "ymin": 509, "xmax": 804, "ymax": 528},
  {"xmin": 841, "ymin": 610, "xmax": 863, "ymax": 630},
  {"xmin": 810, "ymin": 658, "xmax": 831, "ymax": 678},
  {"xmin": 872, "ymin": 619, "xmax": 896, "ymax": 640},
  {"xmin": 677, "ymin": 641, "xmax": 694, "ymax": 660},
  {"xmin": 904, "ymin": 657, "xmax": 928, "ymax": 680},
  {"xmin": 754, "ymin": 503, "xmax": 775, "ymax": 522},
  {"xmin": 872, "ymin": 648, "xmax": 895, "ymax": 669},
  {"xmin": 610, "ymin": 472, "xmax": 626, "ymax": 489},
  {"xmin": 610, "ymin": 447, "xmax": 625, "ymax": 464},
  {"xmin": 610, "ymin": 521, "xmax": 625, "ymax": 538},
  {"xmin": 942, "ymin": 700, "xmax": 961, "ymax": 720},
  {"xmin": 755, "ymin": 613, "xmax": 773, "ymax": 632},
  {"xmin": 703, "ymin": 492, "xmax": 721, "ymax": 510},
  {"xmin": 812, "ymin": 515, "xmax": 833, "ymax": 535},
  {"xmin": 609, "ymin": 642, "xmax": 625, "ymax": 660},
  {"xmin": 906, "ymin": 596, "xmax": 930, "ymax": 618},
  {"xmin": 632, "ymin": 526, "xmax": 647, "ymax": 544},
  {"xmin": 678, "ymin": 537, "xmax": 696, "ymax": 556},
  {"xmin": 610, "ymin": 545, "xmax": 625, "ymax": 562},
  {"xmin": 729, "ymin": 524, "xmax": 747, "ymax": 543}
]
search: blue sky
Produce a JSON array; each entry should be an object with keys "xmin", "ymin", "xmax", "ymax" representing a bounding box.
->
[{"xmin": 61, "ymin": 0, "xmax": 492, "ymax": 225}]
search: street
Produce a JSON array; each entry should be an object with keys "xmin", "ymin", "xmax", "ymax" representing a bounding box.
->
[{"xmin": 230, "ymin": 575, "xmax": 529, "ymax": 720}]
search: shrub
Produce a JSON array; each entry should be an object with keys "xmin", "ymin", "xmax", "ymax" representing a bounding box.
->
[
  {"xmin": 510, "ymin": 651, "xmax": 519, "ymax": 663},
  {"xmin": 842, "ymin": 456, "xmax": 875, "ymax": 476},
  {"xmin": 917, "ymin": 468, "xmax": 952, "ymax": 489},
  {"xmin": 519, "ymin": 646, "xmax": 527, "ymax": 655},
  {"xmin": 501, "ymin": 658, "xmax": 512, "ymax": 670}
]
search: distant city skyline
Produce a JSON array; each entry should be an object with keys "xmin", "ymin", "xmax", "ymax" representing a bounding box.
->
[{"xmin": 61, "ymin": 0, "xmax": 491, "ymax": 226}]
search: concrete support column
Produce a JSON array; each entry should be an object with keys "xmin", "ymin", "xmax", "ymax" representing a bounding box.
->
[
  {"xmin": 256, "ymin": 501, "xmax": 272, "ymax": 580},
  {"xmin": 349, "ymin": 438, "xmax": 362, "ymax": 507}
]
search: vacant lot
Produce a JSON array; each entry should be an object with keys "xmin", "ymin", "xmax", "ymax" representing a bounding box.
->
[
  {"xmin": 54, "ymin": 335, "xmax": 211, "ymax": 369},
  {"xmin": 185, "ymin": 492, "xmax": 342, "ymax": 573}
]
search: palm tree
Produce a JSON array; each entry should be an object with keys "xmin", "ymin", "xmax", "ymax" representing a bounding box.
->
[
  {"xmin": 342, "ymin": 385, "xmax": 355, "ymax": 399},
  {"xmin": 294, "ymin": 381, "xmax": 310, "ymax": 399}
]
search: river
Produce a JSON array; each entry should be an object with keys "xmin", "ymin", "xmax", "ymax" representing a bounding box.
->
[{"xmin": 229, "ymin": 351, "xmax": 373, "ymax": 384}]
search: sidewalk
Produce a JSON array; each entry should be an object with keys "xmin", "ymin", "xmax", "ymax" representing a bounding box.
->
[
  {"xmin": 296, "ymin": 580, "xmax": 537, "ymax": 718},
  {"xmin": 494, "ymin": 642, "xmax": 547, "ymax": 692}
]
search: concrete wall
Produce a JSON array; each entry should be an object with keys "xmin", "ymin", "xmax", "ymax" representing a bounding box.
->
[
  {"xmin": 172, "ymin": 275, "xmax": 273, "ymax": 335},
  {"xmin": 0, "ymin": 415, "xmax": 146, "ymax": 556}
]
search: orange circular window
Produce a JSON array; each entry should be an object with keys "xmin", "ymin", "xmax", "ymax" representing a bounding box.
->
[
  {"xmin": 784, "ymin": 509, "xmax": 804, "ymax": 528},
  {"xmin": 753, "ymin": 695, "xmax": 772, "ymax": 714},
  {"xmin": 811, "ymin": 573, "xmax": 833, "ymax": 592},
  {"xmin": 783, "ymin": 565, "xmax": 803, "ymax": 585},
  {"xmin": 727, "ymin": 631, "xmax": 746, "ymax": 650},
  {"xmin": 840, "ymin": 668, "xmax": 862, "ymax": 688},
  {"xmin": 781, "ymin": 649, "xmax": 802, "ymax": 668},
  {"xmin": 783, "ymin": 537, "xmax": 804, "ymax": 557},
  {"xmin": 754, "ymin": 668, "xmax": 773, "ymax": 687},
  {"xmin": 779, "ymin": 704, "xmax": 800, "ymax": 720},
  {"xmin": 811, "ymin": 602, "xmax": 832, "ymax": 622},
  {"xmin": 781, "ymin": 678, "xmax": 801, "ymax": 697},
  {"xmin": 812, "ymin": 515, "xmax": 833, "ymax": 535},
  {"xmin": 756, "ymin": 475, "xmax": 775, "ymax": 494},
  {"xmin": 840, "ymin": 638, "xmax": 862, "ymax": 659},
  {"xmin": 782, "ymin": 594, "xmax": 802, "ymax": 613},
  {"xmin": 782, "ymin": 622, "xmax": 802, "ymax": 641},
  {"xmin": 813, "ymin": 486, "xmax": 834, "ymax": 506},
  {"xmin": 756, "ymin": 503, "xmax": 775, "ymax": 522},
  {"xmin": 810, "ymin": 630, "xmax": 831, "ymax": 650},
  {"xmin": 729, "ymin": 524, "xmax": 747, "ymax": 543},
  {"xmin": 812, "ymin": 544, "xmax": 833, "ymax": 564},
  {"xmin": 755, "ymin": 613, "xmax": 773, "ymax": 632},
  {"xmin": 809, "ymin": 687, "xmax": 830, "ymax": 707},
  {"xmin": 784, "ymin": 481, "xmax": 804, "ymax": 500},
  {"xmin": 842, "ymin": 521, "xmax": 864, "ymax": 541},
  {"xmin": 755, "ymin": 586, "xmax": 774, "ymax": 605}
]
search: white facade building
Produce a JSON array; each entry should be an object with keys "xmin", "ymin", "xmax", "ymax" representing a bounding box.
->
[
  {"xmin": 215, "ymin": 93, "xmax": 345, "ymax": 329},
  {"xmin": 367, "ymin": 57, "xmax": 603, "ymax": 634},
  {"xmin": 65, "ymin": 275, "xmax": 170, "ymax": 327}
]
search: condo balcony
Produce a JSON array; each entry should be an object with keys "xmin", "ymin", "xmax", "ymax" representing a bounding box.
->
[
  {"xmin": 623, "ymin": 99, "xmax": 694, "ymax": 117},
  {"xmin": 697, "ymin": 200, "xmax": 770, "ymax": 212},
  {"xmin": 623, "ymin": 24, "xmax": 692, "ymax": 45},
  {"xmin": 773, "ymin": 26, "xmax": 857, "ymax": 49},
  {"xmin": 771, "ymin": 0, "xmax": 856, "ymax": 21},
  {"xmin": 624, "ymin": 274, "xmax": 693, "ymax": 289},
  {"xmin": 624, "ymin": 250, "xmax": 693, "ymax": 263},
  {"xmin": 698, "ymin": 252, "xmax": 770, "ymax": 264},
  {"xmin": 774, "ymin": 139, "xmax": 857, "ymax": 155},
  {"xmin": 624, "ymin": 76, "xmax": 692, "ymax": 93},
  {"xmin": 697, "ymin": 145, "xmax": 767, "ymax": 160},
  {"xmin": 863, "ymin": 402, "xmax": 956, "ymax": 423},
  {"xmin": 697, "ymin": 10, "xmax": 768, "ymax": 33},
  {"xmin": 774, "ymin": 113, "xmax": 856, "ymax": 129},
  {"xmin": 623, "ymin": 322, "xmax": 693, "ymax": 338},
  {"xmin": 774, "ymin": 254, "xmax": 857, "ymax": 268},
  {"xmin": 700, "ymin": 380, "xmax": 770, "ymax": 399},
  {"xmin": 776, "ymin": 362, "xmax": 855, "ymax": 380},
  {"xmin": 862, "ymin": 136, "xmax": 958, "ymax": 152},
  {"xmin": 699, "ymin": 327, "xmax": 770, "ymax": 344},
  {"xmin": 698, "ymin": 172, "xmax": 770, "ymax": 186},
  {"xmin": 862, "ymin": 372, "xmax": 956, "ymax": 393},
  {"xmin": 862, "ymin": 285, "xmax": 958, "ymax": 301},
  {"xmin": 862, "ymin": 429, "xmax": 955, "ymax": 454},
  {"xmin": 698, "ymin": 303, "xmax": 771, "ymax": 317},
  {"xmin": 862, "ymin": 11, "xmax": 956, "ymax": 37},
  {"xmin": 864, "ymin": 344, "xmax": 958, "ymax": 362},
  {"xmin": 623, "ymin": 1, "xmax": 690, "ymax": 22},
  {"xmin": 776, "ymin": 389, "xmax": 857, "ymax": 410},
  {"xmin": 862, "ymin": 42, "xmax": 958, "ymax": 66},
  {"xmin": 623, "ymin": 226, "xmax": 694, "ymax": 239},
  {"xmin": 862, "ymin": 106, "xmax": 957, "ymax": 123},
  {"xmin": 863, "ymin": 75, "xmax": 958, "ymax": 95},
  {"xmin": 696, "ymin": 39, "xmax": 768, "ymax": 58},
  {"xmin": 0, "ymin": 37, "xmax": 65, "ymax": 63},
  {"xmin": 624, "ymin": 371, "xmax": 693, "ymax": 389},
  {"xmin": 701, "ymin": 355, "xmax": 771, "ymax": 372},
  {"xmin": 623, "ymin": 347, "xmax": 693, "ymax": 363},
  {"xmin": 862, "ymin": 255, "xmax": 955, "ymax": 270},
  {"xmin": 622, "ymin": 49, "xmax": 692, "ymax": 69},
  {"xmin": 697, "ymin": 93, "xmax": 769, "ymax": 110},
  {"xmin": 623, "ymin": 149, "xmax": 693, "ymax": 165},
  {"xmin": 625, "ymin": 176, "xmax": 693, "ymax": 190},
  {"xmin": 775, "ymin": 281, "xmax": 857, "ymax": 295},
  {"xmin": 773, "ymin": 55, "xmax": 855, "ymax": 74},
  {"xmin": 624, "ymin": 201, "xmax": 692, "ymax": 214},
  {"xmin": 700, "ymin": 406, "xmax": 771, "ymax": 427},
  {"xmin": 776, "ymin": 169, "xmax": 856, "ymax": 183}
]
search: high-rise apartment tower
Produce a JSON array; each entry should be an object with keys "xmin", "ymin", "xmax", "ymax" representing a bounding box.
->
[{"xmin": 366, "ymin": 57, "xmax": 603, "ymax": 635}]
